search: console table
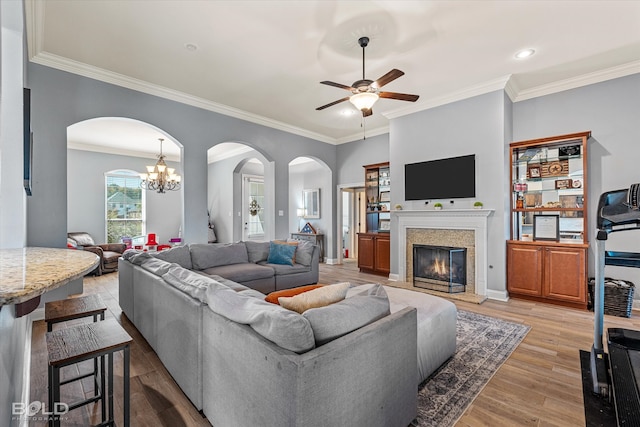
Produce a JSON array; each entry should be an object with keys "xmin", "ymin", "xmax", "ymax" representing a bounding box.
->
[
  {"xmin": 0, "ymin": 247, "xmax": 99, "ymax": 317},
  {"xmin": 290, "ymin": 233, "xmax": 324, "ymax": 262}
]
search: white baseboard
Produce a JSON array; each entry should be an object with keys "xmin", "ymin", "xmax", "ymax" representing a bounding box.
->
[
  {"xmin": 324, "ymin": 258, "xmax": 339, "ymax": 265},
  {"xmin": 388, "ymin": 274, "xmax": 399, "ymax": 282},
  {"xmin": 486, "ymin": 289, "xmax": 509, "ymax": 302}
]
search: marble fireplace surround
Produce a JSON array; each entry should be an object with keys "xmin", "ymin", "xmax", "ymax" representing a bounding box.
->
[{"xmin": 391, "ymin": 209, "xmax": 493, "ymax": 298}]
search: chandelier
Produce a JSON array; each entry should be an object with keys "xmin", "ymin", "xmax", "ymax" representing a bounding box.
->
[{"xmin": 140, "ymin": 138, "xmax": 181, "ymax": 193}]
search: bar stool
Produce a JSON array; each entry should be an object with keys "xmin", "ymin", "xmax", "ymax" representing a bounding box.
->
[
  {"xmin": 46, "ymin": 318, "xmax": 132, "ymax": 427},
  {"xmin": 45, "ymin": 294, "xmax": 107, "ymax": 332}
]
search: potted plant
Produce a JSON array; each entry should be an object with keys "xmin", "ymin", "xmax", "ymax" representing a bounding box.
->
[
  {"xmin": 473, "ymin": 201, "xmax": 483, "ymax": 209},
  {"xmin": 433, "ymin": 202, "xmax": 443, "ymax": 210}
]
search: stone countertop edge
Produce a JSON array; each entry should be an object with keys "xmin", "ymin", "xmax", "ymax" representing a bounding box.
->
[{"xmin": 0, "ymin": 247, "xmax": 100, "ymax": 307}]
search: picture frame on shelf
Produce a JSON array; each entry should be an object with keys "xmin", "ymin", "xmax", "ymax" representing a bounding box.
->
[
  {"xmin": 555, "ymin": 178, "xmax": 573, "ymax": 189},
  {"xmin": 528, "ymin": 165, "xmax": 541, "ymax": 179},
  {"xmin": 378, "ymin": 219, "xmax": 390, "ymax": 232},
  {"xmin": 300, "ymin": 222, "xmax": 316, "ymax": 234},
  {"xmin": 533, "ymin": 215, "xmax": 560, "ymax": 241}
]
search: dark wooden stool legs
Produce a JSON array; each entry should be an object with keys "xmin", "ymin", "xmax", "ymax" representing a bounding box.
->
[{"xmin": 46, "ymin": 319, "xmax": 132, "ymax": 427}]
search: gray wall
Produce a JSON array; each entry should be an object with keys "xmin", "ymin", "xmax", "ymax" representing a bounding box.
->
[
  {"xmin": 67, "ymin": 149, "xmax": 182, "ymax": 244},
  {"xmin": 336, "ymin": 133, "xmax": 389, "ymax": 185},
  {"xmin": 289, "ymin": 160, "xmax": 333, "ymax": 258},
  {"xmin": 389, "ymin": 90, "xmax": 509, "ymax": 294},
  {"xmin": 513, "ymin": 73, "xmax": 640, "ymax": 287},
  {"xmin": 26, "ymin": 63, "xmax": 338, "ymax": 258}
]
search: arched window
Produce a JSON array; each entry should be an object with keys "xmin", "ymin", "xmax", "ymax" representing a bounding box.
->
[{"xmin": 105, "ymin": 170, "xmax": 145, "ymax": 243}]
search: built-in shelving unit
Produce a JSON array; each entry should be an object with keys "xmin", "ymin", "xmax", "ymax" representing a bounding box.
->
[
  {"xmin": 359, "ymin": 162, "xmax": 391, "ymax": 276},
  {"xmin": 507, "ymin": 131, "xmax": 591, "ymax": 308}
]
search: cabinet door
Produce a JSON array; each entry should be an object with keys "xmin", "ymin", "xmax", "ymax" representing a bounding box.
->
[
  {"xmin": 507, "ymin": 244, "xmax": 543, "ymax": 296},
  {"xmin": 358, "ymin": 235, "xmax": 375, "ymax": 270},
  {"xmin": 544, "ymin": 247, "xmax": 586, "ymax": 303},
  {"xmin": 374, "ymin": 235, "xmax": 390, "ymax": 274}
]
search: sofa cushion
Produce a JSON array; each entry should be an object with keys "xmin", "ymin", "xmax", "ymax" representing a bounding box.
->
[
  {"xmin": 244, "ymin": 240, "xmax": 270, "ymax": 263},
  {"xmin": 260, "ymin": 262, "xmax": 310, "ymax": 276},
  {"xmin": 67, "ymin": 232, "xmax": 95, "ymax": 247},
  {"xmin": 162, "ymin": 265, "xmax": 229, "ymax": 301},
  {"xmin": 288, "ymin": 239, "xmax": 314, "ymax": 266},
  {"xmin": 303, "ymin": 284, "xmax": 390, "ymax": 345},
  {"xmin": 151, "ymin": 245, "xmax": 193, "ymax": 269},
  {"xmin": 278, "ymin": 282, "xmax": 350, "ymax": 314},
  {"xmin": 102, "ymin": 251, "xmax": 122, "ymax": 265},
  {"xmin": 128, "ymin": 252, "xmax": 173, "ymax": 276},
  {"xmin": 199, "ymin": 273, "xmax": 251, "ymax": 292},
  {"xmin": 201, "ymin": 263, "xmax": 274, "ymax": 284},
  {"xmin": 190, "ymin": 243, "xmax": 249, "ymax": 270},
  {"xmin": 204, "ymin": 283, "xmax": 315, "ymax": 353},
  {"xmin": 267, "ymin": 241, "xmax": 296, "ymax": 266},
  {"xmin": 265, "ymin": 284, "xmax": 325, "ymax": 304}
]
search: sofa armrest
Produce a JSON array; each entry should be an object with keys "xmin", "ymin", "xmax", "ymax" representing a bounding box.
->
[
  {"xmin": 99, "ymin": 243, "xmax": 126, "ymax": 253},
  {"xmin": 82, "ymin": 245, "xmax": 104, "ymax": 257},
  {"xmin": 203, "ymin": 306, "xmax": 417, "ymax": 427}
]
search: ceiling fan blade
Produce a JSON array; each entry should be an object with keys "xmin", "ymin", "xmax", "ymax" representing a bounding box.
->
[
  {"xmin": 316, "ymin": 97, "xmax": 351, "ymax": 111},
  {"xmin": 362, "ymin": 108, "xmax": 373, "ymax": 117},
  {"xmin": 372, "ymin": 69, "xmax": 405, "ymax": 88},
  {"xmin": 379, "ymin": 91, "xmax": 420, "ymax": 102},
  {"xmin": 320, "ymin": 81, "xmax": 354, "ymax": 91}
]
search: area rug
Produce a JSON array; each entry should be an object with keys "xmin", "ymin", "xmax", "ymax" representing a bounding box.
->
[{"xmin": 412, "ymin": 309, "xmax": 530, "ymax": 427}]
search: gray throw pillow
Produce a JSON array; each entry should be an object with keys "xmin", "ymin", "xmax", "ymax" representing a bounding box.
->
[
  {"xmin": 189, "ymin": 243, "xmax": 249, "ymax": 270},
  {"xmin": 150, "ymin": 245, "xmax": 192, "ymax": 269},
  {"xmin": 288, "ymin": 239, "xmax": 314, "ymax": 266},
  {"xmin": 302, "ymin": 283, "xmax": 391, "ymax": 345},
  {"xmin": 244, "ymin": 240, "xmax": 270, "ymax": 263}
]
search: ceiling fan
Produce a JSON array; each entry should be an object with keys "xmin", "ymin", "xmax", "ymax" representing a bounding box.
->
[{"xmin": 316, "ymin": 36, "xmax": 419, "ymax": 117}]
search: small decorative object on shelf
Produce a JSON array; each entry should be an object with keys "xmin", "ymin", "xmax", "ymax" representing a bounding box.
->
[
  {"xmin": 301, "ymin": 222, "xmax": 316, "ymax": 234},
  {"xmin": 394, "ymin": 204, "xmax": 403, "ymax": 210},
  {"xmin": 473, "ymin": 201, "xmax": 483, "ymax": 209},
  {"xmin": 434, "ymin": 203, "xmax": 443, "ymax": 210}
]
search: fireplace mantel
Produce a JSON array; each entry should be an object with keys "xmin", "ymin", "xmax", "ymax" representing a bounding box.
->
[{"xmin": 392, "ymin": 209, "xmax": 494, "ymax": 297}]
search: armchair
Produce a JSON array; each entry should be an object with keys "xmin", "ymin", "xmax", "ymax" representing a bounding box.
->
[{"xmin": 67, "ymin": 232, "xmax": 126, "ymax": 275}]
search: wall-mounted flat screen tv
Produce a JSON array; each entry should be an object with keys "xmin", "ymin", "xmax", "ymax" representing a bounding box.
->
[{"xmin": 405, "ymin": 154, "xmax": 475, "ymax": 200}]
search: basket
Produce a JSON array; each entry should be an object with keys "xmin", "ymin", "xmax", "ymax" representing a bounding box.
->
[{"xmin": 588, "ymin": 277, "xmax": 635, "ymax": 318}]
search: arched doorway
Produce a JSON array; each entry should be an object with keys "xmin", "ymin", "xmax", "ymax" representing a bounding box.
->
[{"xmin": 67, "ymin": 117, "xmax": 184, "ymax": 246}]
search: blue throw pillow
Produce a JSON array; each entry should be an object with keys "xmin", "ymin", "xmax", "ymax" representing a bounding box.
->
[{"xmin": 267, "ymin": 241, "xmax": 296, "ymax": 266}]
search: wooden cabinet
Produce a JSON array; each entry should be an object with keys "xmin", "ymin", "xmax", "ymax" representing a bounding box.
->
[
  {"xmin": 507, "ymin": 131, "xmax": 590, "ymax": 308},
  {"xmin": 507, "ymin": 241, "xmax": 587, "ymax": 307},
  {"xmin": 358, "ymin": 233, "xmax": 390, "ymax": 276},
  {"xmin": 358, "ymin": 162, "xmax": 390, "ymax": 275}
]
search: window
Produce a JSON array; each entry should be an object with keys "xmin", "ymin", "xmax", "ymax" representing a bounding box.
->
[{"xmin": 106, "ymin": 170, "xmax": 144, "ymax": 243}]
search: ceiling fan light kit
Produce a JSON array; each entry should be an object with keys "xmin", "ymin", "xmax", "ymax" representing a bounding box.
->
[{"xmin": 317, "ymin": 36, "xmax": 419, "ymax": 118}]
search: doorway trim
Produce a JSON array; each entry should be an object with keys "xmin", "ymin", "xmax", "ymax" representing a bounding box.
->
[{"xmin": 335, "ymin": 182, "xmax": 365, "ymax": 265}]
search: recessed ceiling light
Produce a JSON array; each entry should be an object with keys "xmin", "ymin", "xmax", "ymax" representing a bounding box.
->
[
  {"xmin": 515, "ymin": 48, "xmax": 535, "ymax": 59},
  {"xmin": 185, "ymin": 43, "xmax": 198, "ymax": 52}
]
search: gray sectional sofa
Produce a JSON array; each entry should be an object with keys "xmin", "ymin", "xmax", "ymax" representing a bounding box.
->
[{"xmin": 118, "ymin": 243, "xmax": 457, "ymax": 427}]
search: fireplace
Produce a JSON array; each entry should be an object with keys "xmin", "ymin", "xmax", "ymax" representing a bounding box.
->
[{"xmin": 413, "ymin": 244, "xmax": 467, "ymax": 293}]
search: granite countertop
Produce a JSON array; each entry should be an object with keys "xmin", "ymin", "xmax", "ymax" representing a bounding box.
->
[{"xmin": 0, "ymin": 247, "xmax": 99, "ymax": 306}]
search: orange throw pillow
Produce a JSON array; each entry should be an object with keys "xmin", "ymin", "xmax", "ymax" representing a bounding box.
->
[{"xmin": 265, "ymin": 284, "xmax": 325, "ymax": 305}]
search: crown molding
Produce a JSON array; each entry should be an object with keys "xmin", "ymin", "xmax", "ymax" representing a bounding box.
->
[
  {"xmin": 336, "ymin": 125, "xmax": 390, "ymax": 145},
  {"xmin": 512, "ymin": 60, "xmax": 640, "ymax": 102},
  {"xmin": 383, "ymin": 75, "xmax": 512, "ymax": 120},
  {"xmin": 29, "ymin": 52, "xmax": 340, "ymax": 146}
]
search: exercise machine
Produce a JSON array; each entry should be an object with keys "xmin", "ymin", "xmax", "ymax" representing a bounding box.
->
[{"xmin": 591, "ymin": 184, "xmax": 640, "ymax": 425}]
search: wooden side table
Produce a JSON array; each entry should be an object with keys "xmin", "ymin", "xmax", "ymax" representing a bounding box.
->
[
  {"xmin": 290, "ymin": 232, "xmax": 324, "ymax": 262},
  {"xmin": 46, "ymin": 318, "xmax": 132, "ymax": 427}
]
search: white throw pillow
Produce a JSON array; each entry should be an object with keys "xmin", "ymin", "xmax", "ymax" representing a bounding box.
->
[{"xmin": 279, "ymin": 282, "xmax": 350, "ymax": 314}]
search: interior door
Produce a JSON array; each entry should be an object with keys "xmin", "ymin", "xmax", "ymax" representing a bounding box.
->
[{"xmin": 242, "ymin": 175, "xmax": 265, "ymax": 241}]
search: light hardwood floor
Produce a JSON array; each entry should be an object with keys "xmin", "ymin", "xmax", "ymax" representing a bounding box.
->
[{"xmin": 29, "ymin": 261, "xmax": 640, "ymax": 426}]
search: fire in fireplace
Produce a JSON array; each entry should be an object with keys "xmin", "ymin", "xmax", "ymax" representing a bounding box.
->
[{"xmin": 413, "ymin": 244, "xmax": 466, "ymax": 293}]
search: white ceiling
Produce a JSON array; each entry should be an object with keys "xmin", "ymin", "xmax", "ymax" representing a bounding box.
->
[{"xmin": 28, "ymin": 0, "xmax": 640, "ymax": 153}]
